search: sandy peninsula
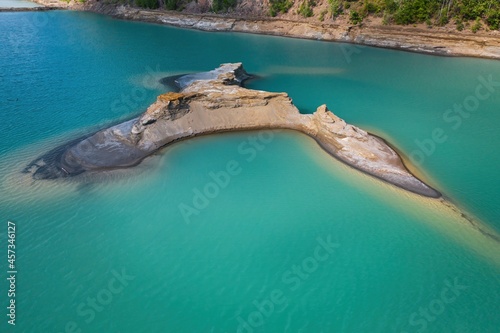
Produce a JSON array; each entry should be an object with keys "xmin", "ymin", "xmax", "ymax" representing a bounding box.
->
[{"xmin": 25, "ymin": 63, "xmax": 441, "ymax": 198}]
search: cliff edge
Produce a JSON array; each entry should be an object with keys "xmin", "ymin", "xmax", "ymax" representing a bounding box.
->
[{"xmin": 28, "ymin": 0, "xmax": 500, "ymax": 60}]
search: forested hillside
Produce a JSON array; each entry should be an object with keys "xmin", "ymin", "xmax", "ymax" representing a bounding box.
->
[{"xmin": 124, "ymin": 0, "xmax": 500, "ymax": 32}]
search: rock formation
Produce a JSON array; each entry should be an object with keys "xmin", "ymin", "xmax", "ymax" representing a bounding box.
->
[{"xmin": 25, "ymin": 63, "xmax": 440, "ymax": 198}]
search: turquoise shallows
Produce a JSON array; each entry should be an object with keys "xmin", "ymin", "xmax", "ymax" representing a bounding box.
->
[{"xmin": 0, "ymin": 0, "xmax": 41, "ymax": 8}]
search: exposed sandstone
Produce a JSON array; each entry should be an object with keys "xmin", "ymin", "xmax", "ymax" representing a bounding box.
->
[{"xmin": 26, "ymin": 63, "xmax": 440, "ymax": 198}]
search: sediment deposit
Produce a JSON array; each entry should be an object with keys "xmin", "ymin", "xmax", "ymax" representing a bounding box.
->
[{"xmin": 26, "ymin": 63, "xmax": 440, "ymax": 197}]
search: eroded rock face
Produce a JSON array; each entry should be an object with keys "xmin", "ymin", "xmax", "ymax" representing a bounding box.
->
[
  {"xmin": 306, "ymin": 105, "xmax": 438, "ymax": 197},
  {"xmin": 26, "ymin": 63, "xmax": 440, "ymax": 198}
]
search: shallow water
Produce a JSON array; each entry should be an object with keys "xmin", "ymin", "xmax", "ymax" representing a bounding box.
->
[
  {"xmin": 0, "ymin": 0, "xmax": 40, "ymax": 8},
  {"xmin": 0, "ymin": 11, "xmax": 499, "ymax": 333}
]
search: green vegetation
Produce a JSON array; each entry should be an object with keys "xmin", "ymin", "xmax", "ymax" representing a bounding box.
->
[
  {"xmin": 392, "ymin": 0, "xmax": 438, "ymax": 24},
  {"xmin": 486, "ymin": 10, "xmax": 500, "ymax": 30},
  {"xmin": 298, "ymin": 0, "xmax": 315, "ymax": 17},
  {"xmin": 328, "ymin": 0, "xmax": 343, "ymax": 18},
  {"xmin": 104, "ymin": 0, "xmax": 132, "ymax": 5},
  {"xmin": 134, "ymin": 0, "xmax": 235, "ymax": 12},
  {"xmin": 471, "ymin": 17, "xmax": 482, "ymax": 32},
  {"xmin": 349, "ymin": 10, "xmax": 362, "ymax": 24},
  {"xmin": 165, "ymin": 0, "xmax": 177, "ymax": 10},
  {"xmin": 135, "ymin": 0, "xmax": 158, "ymax": 9},
  {"xmin": 363, "ymin": 1, "xmax": 379, "ymax": 14},
  {"xmin": 324, "ymin": 0, "xmax": 500, "ymax": 31},
  {"xmin": 382, "ymin": 11, "xmax": 390, "ymax": 24},
  {"xmin": 212, "ymin": 0, "xmax": 237, "ymax": 12},
  {"xmin": 129, "ymin": 0, "xmax": 500, "ymax": 32},
  {"xmin": 319, "ymin": 9, "xmax": 328, "ymax": 21},
  {"xmin": 269, "ymin": 0, "xmax": 294, "ymax": 17}
]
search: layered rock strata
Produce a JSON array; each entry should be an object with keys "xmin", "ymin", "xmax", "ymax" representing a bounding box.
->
[{"xmin": 26, "ymin": 63, "xmax": 440, "ymax": 198}]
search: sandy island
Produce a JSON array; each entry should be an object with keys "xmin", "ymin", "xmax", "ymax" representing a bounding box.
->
[{"xmin": 25, "ymin": 63, "xmax": 441, "ymax": 198}]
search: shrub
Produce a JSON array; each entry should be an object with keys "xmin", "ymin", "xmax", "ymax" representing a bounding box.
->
[
  {"xmin": 269, "ymin": 0, "xmax": 294, "ymax": 16},
  {"xmin": 298, "ymin": 0, "xmax": 314, "ymax": 17},
  {"xmin": 393, "ymin": 0, "xmax": 438, "ymax": 25},
  {"xmin": 212, "ymin": 0, "xmax": 237, "ymax": 12},
  {"xmin": 135, "ymin": 0, "xmax": 158, "ymax": 9},
  {"xmin": 363, "ymin": 1, "xmax": 379, "ymax": 14},
  {"xmin": 457, "ymin": 0, "xmax": 487, "ymax": 20},
  {"xmin": 328, "ymin": 0, "xmax": 343, "ymax": 18},
  {"xmin": 486, "ymin": 10, "xmax": 500, "ymax": 30},
  {"xmin": 165, "ymin": 0, "xmax": 177, "ymax": 10},
  {"xmin": 382, "ymin": 10, "xmax": 390, "ymax": 24},
  {"xmin": 350, "ymin": 10, "xmax": 363, "ymax": 24},
  {"xmin": 319, "ymin": 9, "xmax": 328, "ymax": 21},
  {"xmin": 471, "ymin": 17, "xmax": 482, "ymax": 33},
  {"xmin": 383, "ymin": 0, "xmax": 397, "ymax": 13},
  {"xmin": 437, "ymin": 8, "xmax": 449, "ymax": 26}
]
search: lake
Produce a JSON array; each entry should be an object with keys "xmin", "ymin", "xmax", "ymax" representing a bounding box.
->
[{"xmin": 0, "ymin": 10, "xmax": 499, "ymax": 333}]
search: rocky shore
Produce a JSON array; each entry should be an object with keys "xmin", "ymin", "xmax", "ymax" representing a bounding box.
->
[
  {"xmin": 26, "ymin": 63, "xmax": 441, "ymax": 198},
  {"xmin": 108, "ymin": 6, "xmax": 500, "ymax": 59},
  {"xmin": 26, "ymin": 0, "xmax": 500, "ymax": 60},
  {"xmin": 0, "ymin": 7, "xmax": 61, "ymax": 11}
]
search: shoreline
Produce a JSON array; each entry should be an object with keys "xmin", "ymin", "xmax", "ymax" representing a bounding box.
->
[
  {"xmin": 26, "ymin": 63, "xmax": 441, "ymax": 198},
  {"xmin": 154, "ymin": 128, "xmax": 441, "ymax": 198},
  {"xmin": 27, "ymin": 119, "xmax": 441, "ymax": 197},
  {"xmin": 0, "ymin": 6, "xmax": 61, "ymax": 11},
  {"xmin": 306, "ymin": 133, "xmax": 441, "ymax": 198},
  {"xmin": 23, "ymin": 0, "xmax": 500, "ymax": 60}
]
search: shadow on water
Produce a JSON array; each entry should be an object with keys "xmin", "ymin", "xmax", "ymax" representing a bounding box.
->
[
  {"xmin": 22, "ymin": 116, "xmax": 138, "ymax": 180},
  {"xmin": 158, "ymin": 74, "xmax": 184, "ymax": 92},
  {"xmin": 158, "ymin": 73, "xmax": 261, "ymax": 92},
  {"xmin": 22, "ymin": 136, "xmax": 89, "ymax": 180},
  {"xmin": 25, "ymin": 72, "xmax": 260, "ymax": 181}
]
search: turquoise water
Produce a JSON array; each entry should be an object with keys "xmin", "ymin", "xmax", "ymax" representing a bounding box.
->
[
  {"xmin": 0, "ymin": 11, "xmax": 499, "ymax": 333},
  {"xmin": 0, "ymin": 0, "xmax": 40, "ymax": 8}
]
